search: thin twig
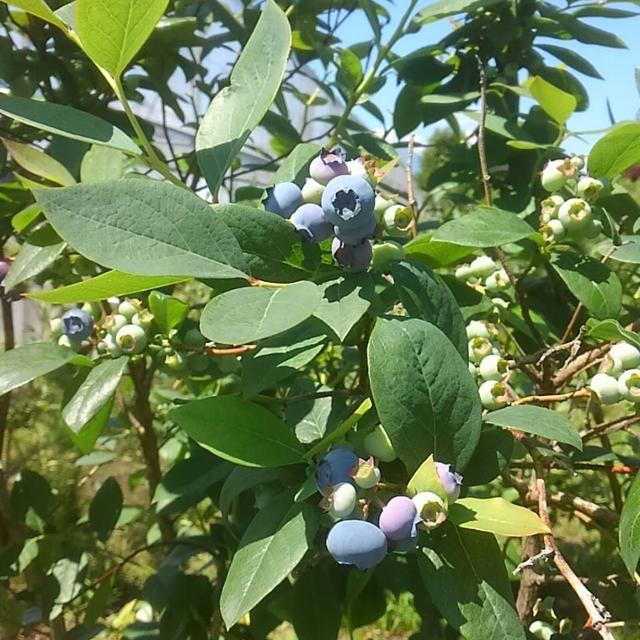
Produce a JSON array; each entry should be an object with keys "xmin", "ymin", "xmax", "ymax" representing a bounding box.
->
[
  {"xmin": 535, "ymin": 477, "xmax": 614, "ymax": 639},
  {"xmin": 405, "ymin": 134, "xmax": 418, "ymax": 239},
  {"xmin": 553, "ymin": 344, "xmax": 611, "ymax": 389},
  {"xmin": 513, "ymin": 547, "xmax": 555, "ymax": 575},
  {"xmin": 512, "ymin": 388, "xmax": 591, "ymax": 405},
  {"xmin": 580, "ymin": 414, "xmax": 640, "ymax": 441}
]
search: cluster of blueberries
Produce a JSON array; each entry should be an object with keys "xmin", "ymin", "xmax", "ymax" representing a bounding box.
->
[
  {"xmin": 262, "ymin": 148, "xmax": 379, "ymax": 272},
  {"xmin": 589, "ymin": 341, "xmax": 640, "ymax": 406},
  {"xmin": 315, "ymin": 447, "xmax": 463, "ymax": 571},
  {"xmin": 465, "ymin": 319, "xmax": 512, "ymax": 411},
  {"xmin": 538, "ymin": 156, "xmax": 606, "ymax": 244}
]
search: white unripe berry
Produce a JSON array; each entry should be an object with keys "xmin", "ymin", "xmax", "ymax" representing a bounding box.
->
[
  {"xmin": 455, "ymin": 264, "xmax": 472, "ymax": 281},
  {"xmin": 609, "ymin": 342, "xmax": 640, "ymax": 371},
  {"xmin": 618, "ymin": 369, "xmax": 640, "ymax": 404},
  {"xmin": 328, "ymin": 482, "xmax": 357, "ymax": 519},
  {"xmin": 468, "ymin": 337, "xmax": 493, "ymax": 364},
  {"xmin": 558, "ymin": 198, "xmax": 592, "ymax": 232},
  {"xmin": 469, "ymin": 255, "xmax": 497, "ymax": 278},
  {"xmin": 589, "ymin": 373, "xmax": 620, "ymax": 405},
  {"xmin": 576, "ymin": 176, "xmax": 603, "ymax": 201},
  {"xmin": 479, "ymin": 354, "xmax": 508, "ymax": 381},
  {"xmin": 466, "ymin": 320, "xmax": 490, "ymax": 340},
  {"xmin": 478, "ymin": 380, "xmax": 508, "ymax": 410}
]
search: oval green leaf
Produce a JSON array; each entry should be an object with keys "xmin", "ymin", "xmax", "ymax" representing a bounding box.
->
[
  {"xmin": 619, "ymin": 472, "xmax": 640, "ymax": 576},
  {"xmin": 433, "ymin": 206, "xmax": 537, "ymax": 247},
  {"xmin": 35, "ymin": 180, "xmax": 248, "ymax": 280},
  {"xmin": 200, "ymin": 281, "xmax": 321, "ymax": 345},
  {"xmin": 449, "ymin": 497, "xmax": 550, "ymax": 536},
  {"xmin": 368, "ymin": 317, "xmax": 482, "ymax": 473},
  {"xmin": 196, "ymin": 0, "xmax": 291, "ymax": 194},
  {"xmin": 483, "ymin": 404, "xmax": 582, "ymax": 450},
  {"xmin": 171, "ymin": 396, "xmax": 306, "ymax": 467},
  {"xmin": 589, "ymin": 122, "xmax": 640, "ymax": 179}
]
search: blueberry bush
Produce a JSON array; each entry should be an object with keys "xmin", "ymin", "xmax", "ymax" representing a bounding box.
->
[{"xmin": 0, "ymin": 0, "xmax": 639, "ymax": 639}]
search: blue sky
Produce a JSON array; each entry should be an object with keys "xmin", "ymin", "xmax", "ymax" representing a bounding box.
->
[{"xmin": 332, "ymin": 1, "xmax": 640, "ymax": 154}]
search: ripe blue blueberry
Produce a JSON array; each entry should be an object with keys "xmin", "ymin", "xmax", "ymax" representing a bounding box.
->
[
  {"xmin": 435, "ymin": 462, "xmax": 463, "ymax": 503},
  {"xmin": 331, "ymin": 238, "xmax": 372, "ymax": 273},
  {"xmin": 379, "ymin": 496, "xmax": 418, "ymax": 540},
  {"xmin": 61, "ymin": 308, "xmax": 93, "ymax": 340},
  {"xmin": 290, "ymin": 204, "xmax": 334, "ymax": 243},
  {"xmin": 262, "ymin": 182, "xmax": 303, "ymax": 218},
  {"xmin": 321, "ymin": 175, "xmax": 375, "ymax": 230},
  {"xmin": 315, "ymin": 448, "xmax": 358, "ymax": 492},
  {"xmin": 332, "ymin": 214, "xmax": 376, "ymax": 244},
  {"xmin": 309, "ymin": 147, "xmax": 349, "ymax": 185},
  {"xmin": 326, "ymin": 520, "xmax": 388, "ymax": 570}
]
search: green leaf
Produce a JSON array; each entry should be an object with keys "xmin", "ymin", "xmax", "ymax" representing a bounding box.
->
[
  {"xmin": 337, "ymin": 48, "xmax": 363, "ymax": 91},
  {"xmin": 27, "ymin": 271, "xmax": 187, "ymax": 303},
  {"xmin": 433, "ymin": 206, "xmax": 537, "ymax": 247},
  {"xmin": 35, "ymin": 180, "xmax": 248, "ymax": 279},
  {"xmin": 66, "ymin": 396, "xmax": 114, "ymax": 454},
  {"xmin": 219, "ymin": 467, "xmax": 279, "ymax": 519},
  {"xmin": 414, "ymin": 0, "xmax": 504, "ymax": 25},
  {"xmin": 12, "ymin": 204, "xmax": 42, "ymax": 233},
  {"xmin": 0, "ymin": 343, "xmax": 91, "ymax": 395},
  {"xmin": 75, "ymin": 0, "xmax": 169, "ymax": 78},
  {"xmin": 220, "ymin": 491, "xmax": 318, "ymax": 629},
  {"xmin": 200, "ymin": 281, "xmax": 321, "ymax": 345},
  {"xmin": 0, "ymin": 94, "xmax": 140, "ymax": 155},
  {"xmin": 524, "ymin": 75, "xmax": 576, "ymax": 124},
  {"xmin": 589, "ymin": 122, "xmax": 640, "ymax": 179},
  {"xmin": 80, "ymin": 145, "xmax": 126, "ymax": 183},
  {"xmin": 367, "ymin": 317, "xmax": 481, "ymax": 473},
  {"xmin": 63, "ymin": 358, "xmax": 127, "ymax": 434},
  {"xmin": 606, "ymin": 235, "xmax": 640, "ymax": 264},
  {"xmin": 3, "ymin": 138, "xmax": 75, "ymax": 186},
  {"xmin": 406, "ymin": 455, "xmax": 448, "ymax": 504},
  {"xmin": 153, "ymin": 450, "xmax": 232, "ymax": 516},
  {"xmin": 404, "ymin": 234, "xmax": 473, "ymax": 268},
  {"xmin": 171, "ymin": 396, "xmax": 306, "ymax": 467},
  {"xmin": 0, "ymin": 0, "xmax": 67, "ymax": 30},
  {"xmin": 463, "ymin": 428, "xmax": 514, "ymax": 486},
  {"xmin": 4, "ymin": 227, "xmax": 65, "ymax": 291},
  {"xmin": 196, "ymin": 0, "xmax": 291, "ymax": 194},
  {"xmin": 449, "ymin": 497, "xmax": 550, "ymax": 536},
  {"xmin": 536, "ymin": 44, "xmax": 603, "ymax": 79},
  {"xmin": 313, "ymin": 274, "xmax": 374, "ymax": 342},
  {"xmin": 619, "ymin": 472, "xmax": 640, "ymax": 576},
  {"xmin": 483, "ymin": 405, "xmax": 582, "ymax": 450},
  {"xmin": 148, "ymin": 290, "xmax": 188, "ymax": 334},
  {"xmin": 273, "ymin": 142, "xmax": 322, "ymax": 185},
  {"xmin": 391, "ymin": 260, "xmax": 467, "ymax": 362},
  {"xmin": 216, "ymin": 204, "xmax": 320, "ymax": 282},
  {"xmin": 242, "ymin": 321, "xmax": 327, "ymax": 397},
  {"xmin": 292, "ymin": 564, "xmax": 342, "ymax": 640},
  {"xmin": 586, "ymin": 318, "xmax": 640, "ymax": 351},
  {"xmin": 88, "ymin": 477, "xmax": 123, "ymax": 541},
  {"xmin": 286, "ymin": 383, "xmax": 335, "ymax": 445},
  {"xmin": 417, "ymin": 525, "xmax": 526, "ymax": 640},
  {"xmin": 550, "ymin": 250, "xmax": 622, "ymax": 320}
]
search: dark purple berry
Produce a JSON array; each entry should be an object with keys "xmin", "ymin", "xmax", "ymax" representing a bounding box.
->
[
  {"xmin": 290, "ymin": 204, "xmax": 333, "ymax": 243},
  {"xmin": 326, "ymin": 519, "xmax": 388, "ymax": 570},
  {"xmin": 61, "ymin": 308, "xmax": 93, "ymax": 340},
  {"xmin": 262, "ymin": 182, "xmax": 303, "ymax": 218},
  {"xmin": 379, "ymin": 496, "xmax": 417, "ymax": 541},
  {"xmin": 309, "ymin": 147, "xmax": 348, "ymax": 185},
  {"xmin": 331, "ymin": 238, "xmax": 372, "ymax": 272}
]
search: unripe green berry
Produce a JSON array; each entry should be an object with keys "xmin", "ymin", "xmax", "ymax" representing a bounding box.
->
[
  {"xmin": 412, "ymin": 491, "xmax": 446, "ymax": 530},
  {"xmin": 478, "ymin": 380, "xmax": 508, "ymax": 409},
  {"xmin": 466, "ymin": 320, "xmax": 490, "ymax": 340},
  {"xmin": 328, "ymin": 482, "xmax": 357, "ymax": 518},
  {"xmin": 468, "ymin": 337, "xmax": 493, "ymax": 364},
  {"xmin": 116, "ymin": 324, "xmax": 147, "ymax": 355},
  {"xmin": 132, "ymin": 309, "xmax": 154, "ymax": 331},
  {"xmin": 602, "ymin": 354, "xmax": 624, "ymax": 378},
  {"xmin": 363, "ymin": 424, "xmax": 397, "ymax": 462},
  {"xmin": 479, "ymin": 354, "xmax": 508, "ymax": 381},
  {"xmin": 102, "ymin": 333, "xmax": 123, "ymax": 358},
  {"xmin": 569, "ymin": 155, "xmax": 584, "ymax": 171},
  {"xmin": 353, "ymin": 458, "xmax": 380, "ymax": 489},
  {"xmin": 558, "ymin": 198, "xmax": 592, "ymax": 232},
  {"xmin": 576, "ymin": 176, "xmax": 603, "ymax": 201},
  {"xmin": 50, "ymin": 317, "xmax": 62, "ymax": 340},
  {"xmin": 301, "ymin": 178, "xmax": 325, "ymax": 205},
  {"xmin": 118, "ymin": 299, "xmax": 139, "ymax": 321},
  {"xmin": 540, "ymin": 195, "xmax": 564, "ymax": 219},
  {"xmin": 374, "ymin": 194, "xmax": 394, "ymax": 221},
  {"xmin": 106, "ymin": 313, "xmax": 128, "ymax": 337},
  {"xmin": 618, "ymin": 369, "xmax": 640, "ymax": 403},
  {"xmin": 371, "ymin": 241, "xmax": 405, "ymax": 272},
  {"xmin": 541, "ymin": 159, "xmax": 568, "ymax": 192},
  {"xmin": 455, "ymin": 264, "xmax": 472, "ymax": 281},
  {"xmin": 383, "ymin": 205, "xmax": 412, "ymax": 234},
  {"xmin": 609, "ymin": 342, "xmax": 640, "ymax": 370},
  {"xmin": 485, "ymin": 268, "xmax": 509, "ymax": 292},
  {"xmin": 541, "ymin": 219, "xmax": 566, "ymax": 243},
  {"xmin": 469, "ymin": 255, "xmax": 496, "ymax": 278},
  {"xmin": 589, "ymin": 373, "xmax": 620, "ymax": 405}
]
